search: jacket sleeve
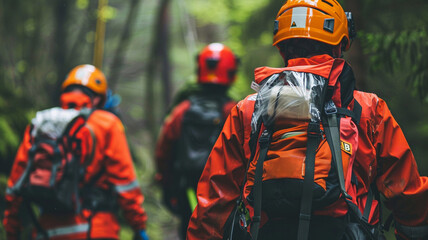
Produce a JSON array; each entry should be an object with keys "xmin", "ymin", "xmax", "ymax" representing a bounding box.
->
[
  {"xmin": 154, "ymin": 101, "xmax": 190, "ymax": 186},
  {"xmin": 103, "ymin": 118, "xmax": 147, "ymax": 231},
  {"xmin": 3, "ymin": 126, "xmax": 32, "ymax": 240},
  {"xmin": 187, "ymin": 103, "xmax": 249, "ymax": 240},
  {"xmin": 222, "ymin": 100, "xmax": 237, "ymax": 119},
  {"xmin": 155, "ymin": 100, "xmax": 190, "ymax": 187},
  {"xmin": 373, "ymin": 98, "xmax": 428, "ymax": 229}
]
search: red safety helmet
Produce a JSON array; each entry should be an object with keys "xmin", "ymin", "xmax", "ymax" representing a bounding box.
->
[
  {"xmin": 273, "ymin": 0, "xmax": 356, "ymax": 51},
  {"xmin": 197, "ymin": 43, "xmax": 239, "ymax": 86}
]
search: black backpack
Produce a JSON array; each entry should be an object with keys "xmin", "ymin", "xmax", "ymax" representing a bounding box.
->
[{"xmin": 174, "ymin": 95, "xmax": 229, "ymax": 181}]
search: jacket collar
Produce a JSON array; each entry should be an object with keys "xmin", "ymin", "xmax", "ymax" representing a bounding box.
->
[{"xmin": 253, "ymin": 54, "xmax": 340, "ymax": 85}]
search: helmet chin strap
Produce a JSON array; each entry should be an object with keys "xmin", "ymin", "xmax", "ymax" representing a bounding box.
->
[{"xmin": 333, "ymin": 43, "xmax": 343, "ymax": 58}]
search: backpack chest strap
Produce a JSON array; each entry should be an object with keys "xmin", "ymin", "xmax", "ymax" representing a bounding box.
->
[{"xmin": 335, "ymin": 100, "xmax": 362, "ymax": 125}]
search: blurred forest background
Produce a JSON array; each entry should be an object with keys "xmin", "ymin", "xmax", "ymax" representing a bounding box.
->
[{"xmin": 1, "ymin": 0, "xmax": 428, "ymax": 239}]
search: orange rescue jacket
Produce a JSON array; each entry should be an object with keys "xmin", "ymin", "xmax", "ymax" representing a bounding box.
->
[
  {"xmin": 4, "ymin": 109, "xmax": 147, "ymax": 240},
  {"xmin": 187, "ymin": 55, "xmax": 428, "ymax": 240}
]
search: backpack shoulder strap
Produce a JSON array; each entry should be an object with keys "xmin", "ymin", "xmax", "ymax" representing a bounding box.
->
[
  {"xmin": 81, "ymin": 121, "xmax": 96, "ymax": 167},
  {"xmin": 323, "ymin": 100, "xmax": 352, "ymax": 200},
  {"xmin": 323, "ymin": 100, "xmax": 378, "ymax": 239},
  {"xmin": 12, "ymin": 144, "xmax": 37, "ymax": 193},
  {"xmin": 297, "ymin": 121, "xmax": 322, "ymax": 240},
  {"xmin": 25, "ymin": 200, "xmax": 49, "ymax": 239},
  {"xmin": 224, "ymin": 95, "xmax": 265, "ymax": 239},
  {"xmin": 250, "ymin": 127, "xmax": 274, "ymax": 240},
  {"xmin": 66, "ymin": 108, "xmax": 96, "ymax": 166},
  {"xmin": 322, "ymin": 98, "xmax": 362, "ymax": 200}
]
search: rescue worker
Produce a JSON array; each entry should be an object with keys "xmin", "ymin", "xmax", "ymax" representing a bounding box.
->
[
  {"xmin": 155, "ymin": 43, "xmax": 238, "ymax": 240},
  {"xmin": 3, "ymin": 64, "xmax": 149, "ymax": 240},
  {"xmin": 187, "ymin": 1, "xmax": 428, "ymax": 240}
]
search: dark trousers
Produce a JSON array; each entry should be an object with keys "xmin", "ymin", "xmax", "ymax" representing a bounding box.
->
[{"xmin": 258, "ymin": 215, "xmax": 347, "ymax": 240}]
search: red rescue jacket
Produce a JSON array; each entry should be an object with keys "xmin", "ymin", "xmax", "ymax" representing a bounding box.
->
[
  {"xmin": 4, "ymin": 109, "xmax": 147, "ymax": 240},
  {"xmin": 187, "ymin": 55, "xmax": 428, "ymax": 240}
]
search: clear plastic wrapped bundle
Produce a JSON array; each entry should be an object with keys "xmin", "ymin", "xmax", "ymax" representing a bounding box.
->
[
  {"xmin": 31, "ymin": 107, "xmax": 80, "ymax": 139},
  {"xmin": 251, "ymin": 71, "xmax": 326, "ymax": 133}
]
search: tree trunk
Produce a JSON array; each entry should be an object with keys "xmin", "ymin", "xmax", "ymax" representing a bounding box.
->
[
  {"xmin": 67, "ymin": 1, "xmax": 98, "ymax": 68},
  {"xmin": 108, "ymin": 0, "xmax": 142, "ymax": 90},
  {"xmin": 52, "ymin": 0, "xmax": 69, "ymax": 105},
  {"xmin": 159, "ymin": 2, "xmax": 172, "ymax": 111},
  {"xmin": 144, "ymin": 0, "xmax": 171, "ymax": 147}
]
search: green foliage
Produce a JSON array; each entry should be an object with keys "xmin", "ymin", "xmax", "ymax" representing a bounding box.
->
[
  {"xmin": 98, "ymin": 5, "xmax": 118, "ymax": 22},
  {"xmin": 186, "ymin": 0, "xmax": 268, "ymax": 26},
  {"xmin": 0, "ymin": 81, "xmax": 33, "ymax": 173},
  {"xmin": 361, "ymin": 29, "xmax": 428, "ymax": 100},
  {"xmin": 76, "ymin": 0, "xmax": 89, "ymax": 10},
  {"xmin": 1, "ymin": 0, "xmax": 428, "ymax": 239},
  {"xmin": 0, "ymin": 119, "xmax": 20, "ymax": 154}
]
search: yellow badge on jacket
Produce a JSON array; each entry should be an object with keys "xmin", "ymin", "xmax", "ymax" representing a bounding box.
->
[{"xmin": 341, "ymin": 141, "xmax": 352, "ymax": 155}]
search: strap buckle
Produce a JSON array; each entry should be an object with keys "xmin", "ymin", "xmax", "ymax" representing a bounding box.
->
[
  {"xmin": 324, "ymin": 100, "xmax": 337, "ymax": 115},
  {"xmin": 299, "ymin": 213, "xmax": 311, "ymax": 222},
  {"xmin": 258, "ymin": 129, "xmax": 271, "ymax": 147}
]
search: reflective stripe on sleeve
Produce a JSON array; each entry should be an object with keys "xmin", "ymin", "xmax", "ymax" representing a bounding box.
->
[
  {"xmin": 6, "ymin": 187, "xmax": 15, "ymax": 196},
  {"xmin": 114, "ymin": 179, "xmax": 140, "ymax": 193},
  {"xmin": 46, "ymin": 223, "xmax": 89, "ymax": 237}
]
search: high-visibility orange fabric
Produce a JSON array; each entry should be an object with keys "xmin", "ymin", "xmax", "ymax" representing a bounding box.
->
[
  {"xmin": 187, "ymin": 55, "xmax": 428, "ymax": 240},
  {"xmin": 60, "ymin": 91, "xmax": 93, "ymax": 110},
  {"xmin": 3, "ymin": 108, "xmax": 147, "ymax": 240},
  {"xmin": 258, "ymin": 122, "xmax": 332, "ymax": 190}
]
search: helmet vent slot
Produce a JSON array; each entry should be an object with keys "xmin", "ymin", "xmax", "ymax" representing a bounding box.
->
[
  {"xmin": 323, "ymin": 19, "xmax": 335, "ymax": 33},
  {"xmin": 206, "ymin": 58, "xmax": 219, "ymax": 70},
  {"xmin": 322, "ymin": 0, "xmax": 333, "ymax": 7}
]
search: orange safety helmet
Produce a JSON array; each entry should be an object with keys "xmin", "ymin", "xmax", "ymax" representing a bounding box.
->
[
  {"xmin": 273, "ymin": 0, "xmax": 356, "ymax": 51},
  {"xmin": 62, "ymin": 64, "xmax": 108, "ymax": 98},
  {"xmin": 197, "ymin": 43, "xmax": 239, "ymax": 86}
]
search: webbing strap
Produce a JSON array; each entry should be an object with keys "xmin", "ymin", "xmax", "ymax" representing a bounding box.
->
[
  {"xmin": 297, "ymin": 122, "xmax": 321, "ymax": 240},
  {"xmin": 362, "ymin": 187, "xmax": 373, "ymax": 222},
  {"xmin": 323, "ymin": 111, "xmax": 352, "ymax": 200},
  {"xmin": 250, "ymin": 129, "xmax": 272, "ymax": 240},
  {"xmin": 12, "ymin": 145, "xmax": 37, "ymax": 192},
  {"xmin": 26, "ymin": 201, "xmax": 49, "ymax": 239},
  {"xmin": 72, "ymin": 153, "xmax": 81, "ymax": 214},
  {"xmin": 225, "ymin": 121, "xmax": 263, "ymax": 240},
  {"xmin": 49, "ymin": 144, "xmax": 62, "ymax": 186},
  {"xmin": 335, "ymin": 100, "xmax": 362, "ymax": 125},
  {"xmin": 360, "ymin": 184, "xmax": 380, "ymax": 239},
  {"xmin": 84, "ymin": 124, "xmax": 96, "ymax": 166},
  {"xmin": 324, "ymin": 101, "xmax": 378, "ymax": 239},
  {"xmin": 345, "ymin": 198, "xmax": 377, "ymax": 239}
]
